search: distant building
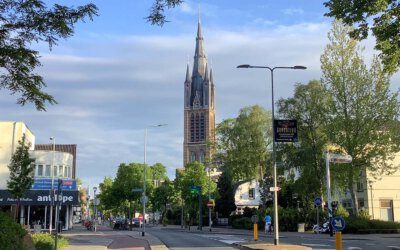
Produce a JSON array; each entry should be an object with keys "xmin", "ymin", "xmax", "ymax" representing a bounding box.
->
[
  {"xmin": 183, "ymin": 17, "xmax": 216, "ymax": 167},
  {"xmin": 338, "ymin": 152, "xmax": 400, "ymax": 222},
  {"xmin": 234, "ymin": 180, "xmax": 261, "ymax": 215},
  {"xmin": 0, "ymin": 121, "xmax": 80, "ymax": 230}
]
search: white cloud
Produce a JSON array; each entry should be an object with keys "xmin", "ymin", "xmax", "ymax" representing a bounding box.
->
[{"xmin": 282, "ymin": 8, "xmax": 305, "ymax": 16}]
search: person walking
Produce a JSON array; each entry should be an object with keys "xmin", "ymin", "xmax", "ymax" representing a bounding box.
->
[{"xmin": 264, "ymin": 214, "xmax": 272, "ymax": 235}]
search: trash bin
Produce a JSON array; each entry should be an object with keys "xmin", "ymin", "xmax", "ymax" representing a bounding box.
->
[{"xmin": 297, "ymin": 223, "xmax": 305, "ymax": 232}]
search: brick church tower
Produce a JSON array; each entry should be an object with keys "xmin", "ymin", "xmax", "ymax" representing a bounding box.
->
[{"xmin": 183, "ymin": 18, "xmax": 216, "ymax": 166}]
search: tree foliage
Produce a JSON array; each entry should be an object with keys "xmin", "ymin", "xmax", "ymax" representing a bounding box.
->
[
  {"xmin": 215, "ymin": 171, "xmax": 236, "ymax": 217},
  {"xmin": 321, "ymin": 20, "xmax": 400, "ymax": 214},
  {"xmin": 0, "ymin": 0, "xmax": 98, "ymax": 110},
  {"xmin": 146, "ymin": 0, "xmax": 183, "ymax": 26},
  {"xmin": 324, "ymin": 0, "xmax": 400, "ymax": 73},
  {"xmin": 216, "ymin": 105, "xmax": 272, "ymax": 182},
  {"xmin": 7, "ymin": 133, "xmax": 35, "ymax": 200},
  {"xmin": 277, "ymin": 80, "xmax": 329, "ymax": 201}
]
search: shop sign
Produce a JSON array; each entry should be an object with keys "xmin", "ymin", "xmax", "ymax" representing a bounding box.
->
[
  {"xmin": 274, "ymin": 120, "xmax": 298, "ymax": 142},
  {"xmin": 0, "ymin": 190, "xmax": 79, "ymax": 205}
]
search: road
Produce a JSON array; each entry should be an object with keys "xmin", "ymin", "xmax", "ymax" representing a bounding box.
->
[{"xmin": 146, "ymin": 225, "xmax": 400, "ymax": 250}]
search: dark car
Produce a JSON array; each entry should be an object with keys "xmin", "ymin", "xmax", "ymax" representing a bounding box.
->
[{"xmin": 131, "ymin": 218, "xmax": 143, "ymax": 227}]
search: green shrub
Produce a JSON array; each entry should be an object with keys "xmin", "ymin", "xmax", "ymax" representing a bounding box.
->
[
  {"xmin": 343, "ymin": 217, "xmax": 400, "ymax": 234},
  {"xmin": 32, "ymin": 233, "xmax": 68, "ymax": 250},
  {"xmin": 358, "ymin": 208, "xmax": 370, "ymax": 219},
  {"xmin": 335, "ymin": 206, "xmax": 350, "ymax": 218},
  {"xmin": 0, "ymin": 211, "xmax": 27, "ymax": 250},
  {"xmin": 232, "ymin": 217, "xmax": 253, "ymax": 230}
]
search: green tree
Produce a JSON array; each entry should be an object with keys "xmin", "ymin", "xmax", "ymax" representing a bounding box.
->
[
  {"xmin": 98, "ymin": 176, "xmax": 115, "ymax": 218},
  {"xmin": 324, "ymin": 0, "xmax": 400, "ymax": 73},
  {"xmin": 112, "ymin": 163, "xmax": 144, "ymax": 215},
  {"xmin": 277, "ymin": 80, "xmax": 329, "ymax": 202},
  {"xmin": 152, "ymin": 180, "xmax": 174, "ymax": 223},
  {"xmin": 216, "ymin": 105, "xmax": 272, "ymax": 182},
  {"xmin": 215, "ymin": 171, "xmax": 236, "ymax": 217},
  {"xmin": 321, "ymin": 20, "xmax": 400, "ymax": 215},
  {"xmin": 0, "ymin": 0, "xmax": 98, "ymax": 110},
  {"xmin": 7, "ymin": 133, "xmax": 35, "ymax": 220},
  {"xmin": 175, "ymin": 161, "xmax": 215, "ymax": 226}
]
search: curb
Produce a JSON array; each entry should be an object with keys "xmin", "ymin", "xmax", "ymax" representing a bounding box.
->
[{"xmin": 128, "ymin": 232, "xmax": 169, "ymax": 250}]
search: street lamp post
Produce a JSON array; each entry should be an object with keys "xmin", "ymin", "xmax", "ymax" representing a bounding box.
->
[
  {"xmin": 237, "ymin": 64, "xmax": 306, "ymax": 245},
  {"xmin": 93, "ymin": 187, "xmax": 97, "ymax": 232},
  {"xmin": 206, "ymin": 167, "xmax": 212, "ymax": 232},
  {"xmin": 142, "ymin": 124, "xmax": 167, "ymax": 237},
  {"xmin": 49, "ymin": 137, "xmax": 55, "ymax": 234}
]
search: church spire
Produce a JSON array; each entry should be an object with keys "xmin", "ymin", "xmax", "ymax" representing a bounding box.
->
[
  {"xmin": 193, "ymin": 15, "xmax": 206, "ymax": 78},
  {"xmin": 185, "ymin": 63, "xmax": 191, "ymax": 82}
]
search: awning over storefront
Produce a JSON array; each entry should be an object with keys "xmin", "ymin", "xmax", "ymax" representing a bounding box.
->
[{"xmin": 0, "ymin": 190, "xmax": 80, "ymax": 205}]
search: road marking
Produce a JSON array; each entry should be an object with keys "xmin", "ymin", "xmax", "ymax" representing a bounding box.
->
[
  {"xmin": 301, "ymin": 243, "xmax": 331, "ymax": 247},
  {"xmin": 387, "ymin": 246, "xmax": 400, "ymax": 249},
  {"xmin": 220, "ymin": 240, "xmax": 245, "ymax": 244},
  {"xmin": 347, "ymin": 247, "xmax": 361, "ymax": 249}
]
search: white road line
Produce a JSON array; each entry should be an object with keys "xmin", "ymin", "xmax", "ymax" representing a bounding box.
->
[
  {"xmin": 347, "ymin": 247, "xmax": 362, "ymax": 250},
  {"xmin": 301, "ymin": 243, "xmax": 331, "ymax": 247},
  {"xmin": 220, "ymin": 240, "xmax": 245, "ymax": 244}
]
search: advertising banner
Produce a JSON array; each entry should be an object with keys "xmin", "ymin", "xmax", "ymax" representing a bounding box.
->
[
  {"xmin": 274, "ymin": 120, "xmax": 298, "ymax": 142},
  {"xmin": 31, "ymin": 178, "xmax": 77, "ymax": 190}
]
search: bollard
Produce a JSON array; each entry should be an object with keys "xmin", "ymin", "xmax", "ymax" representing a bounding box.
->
[
  {"xmin": 335, "ymin": 231, "xmax": 342, "ymax": 250},
  {"xmin": 254, "ymin": 223, "xmax": 258, "ymax": 241}
]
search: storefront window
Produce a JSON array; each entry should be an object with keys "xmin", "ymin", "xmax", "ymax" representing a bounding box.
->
[
  {"xmin": 58, "ymin": 165, "xmax": 63, "ymax": 177},
  {"xmin": 37, "ymin": 165, "xmax": 43, "ymax": 177},
  {"xmin": 45, "ymin": 165, "xmax": 51, "ymax": 177}
]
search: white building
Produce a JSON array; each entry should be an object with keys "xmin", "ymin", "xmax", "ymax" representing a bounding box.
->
[
  {"xmin": 234, "ymin": 179, "xmax": 262, "ymax": 215},
  {"xmin": 0, "ymin": 121, "xmax": 80, "ymax": 230}
]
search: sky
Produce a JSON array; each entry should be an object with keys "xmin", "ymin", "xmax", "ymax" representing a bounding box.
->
[{"xmin": 1, "ymin": 0, "xmax": 399, "ymax": 193}]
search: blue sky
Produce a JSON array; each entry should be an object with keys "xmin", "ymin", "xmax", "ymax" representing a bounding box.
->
[{"xmin": 2, "ymin": 0, "xmax": 399, "ymax": 194}]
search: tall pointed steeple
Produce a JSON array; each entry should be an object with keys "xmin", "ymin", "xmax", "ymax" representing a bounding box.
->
[
  {"xmin": 183, "ymin": 16, "xmax": 216, "ymax": 167},
  {"xmin": 193, "ymin": 16, "xmax": 207, "ymax": 80}
]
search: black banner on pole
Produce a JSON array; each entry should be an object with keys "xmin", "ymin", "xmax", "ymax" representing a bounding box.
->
[{"xmin": 274, "ymin": 120, "xmax": 298, "ymax": 142}]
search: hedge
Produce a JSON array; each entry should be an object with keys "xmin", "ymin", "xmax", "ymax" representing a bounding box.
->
[
  {"xmin": 31, "ymin": 233, "xmax": 69, "ymax": 250},
  {"xmin": 0, "ymin": 211, "xmax": 27, "ymax": 250}
]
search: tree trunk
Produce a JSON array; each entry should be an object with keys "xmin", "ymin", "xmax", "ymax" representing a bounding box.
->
[{"xmin": 349, "ymin": 185, "xmax": 359, "ymax": 216}]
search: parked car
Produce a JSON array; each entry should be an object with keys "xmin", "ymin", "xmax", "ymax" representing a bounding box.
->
[{"xmin": 131, "ymin": 218, "xmax": 143, "ymax": 227}]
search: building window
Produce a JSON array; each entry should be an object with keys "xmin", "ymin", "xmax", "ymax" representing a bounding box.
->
[
  {"xmin": 191, "ymin": 152, "xmax": 196, "ymax": 162},
  {"xmin": 53, "ymin": 165, "xmax": 58, "ymax": 177},
  {"xmin": 58, "ymin": 165, "xmax": 63, "ymax": 177},
  {"xmin": 64, "ymin": 166, "xmax": 68, "ymax": 178},
  {"xmin": 45, "ymin": 165, "xmax": 51, "ymax": 177},
  {"xmin": 357, "ymin": 181, "xmax": 364, "ymax": 192},
  {"xmin": 190, "ymin": 114, "xmax": 195, "ymax": 142},
  {"xmin": 195, "ymin": 113, "xmax": 200, "ymax": 141},
  {"xmin": 380, "ymin": 199, "xmax": 394, "ymax": 221},
  {"xmin": 249, "ymin": 188, "xmax": 255, "ymax": 199},
  {"xmin": 200, "ymin": 113, "xmax": 205, "ymax": 140},
  {"xmin": 37, "ymin": 165, "xmax": 43, "ymax": 177},
  {"xmin": 199, "ymin": 152, "xmax": 205, "ymax": 163},
  {"xmin": 358, "ymin": 199, "xmax": 365, "ymax": 208}
]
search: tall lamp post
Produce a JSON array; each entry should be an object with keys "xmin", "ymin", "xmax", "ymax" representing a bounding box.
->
[
  {"xmin": 142, "ymin": 124, "xmax": 167, "ymax": 236},
  {"xmin": 93, "ymin": 187, "xmax": 97, "ymax": 232},
  {"xmin": 237, "ymin": 64, "xmax": 306, "ymax": 245},
  {"xmin": 49, "ymin": 137, "xmax": 55, "ymax": 234}
]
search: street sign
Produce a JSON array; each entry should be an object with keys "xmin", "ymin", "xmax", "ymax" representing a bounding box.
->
[
  {"xmin": 207, "ymin": 199, "xmax": 215, "ymax": 208},
  {"xmin": 329, "ymin": 154, "xmax": 352, "ymax": 164},
  {"xmin": 190, "ymin": 185, "xmax": 201, "ymax": 194},
  {"xmin": 138, "ymin": 214, "xmax": 143, "ymax": 221},
  {"xmin": 140, "ymin": 195, "xmax": 148, "ymax": 204},
  {"xmin": 332, "ymin": 216, "xmax": 346, "ymax": 231},
  {"xmin": 314, "ymin": 197, "xmax": 322, "ymax": 207},
  {"xmin": 251, "ymin": 215, "xmax": 259, "ymax": 223},
  {"xmin": 269, "ymin": 186, "xmax": 281, "ymax": 192}
]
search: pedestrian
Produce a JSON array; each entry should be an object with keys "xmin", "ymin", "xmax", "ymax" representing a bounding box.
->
[{"xmin": 264, "ymin": 213, "xmax": 272, "ymax": 235}]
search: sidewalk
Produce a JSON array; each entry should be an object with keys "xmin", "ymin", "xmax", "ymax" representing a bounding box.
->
[{"xmin": 62, "ymin": 224, "xmax": 167, "ymax": 250}]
